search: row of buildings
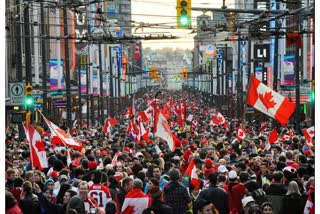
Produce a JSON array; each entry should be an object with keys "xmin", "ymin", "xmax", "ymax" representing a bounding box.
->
[{"xmin": 5, "ymin": 0, "xmax": 315, "ymax": 128}]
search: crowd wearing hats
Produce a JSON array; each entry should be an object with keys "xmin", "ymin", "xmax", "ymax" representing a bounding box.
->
[{"xmin": 5, "ymin": 89, "xmax": 315, "ymax": 214}]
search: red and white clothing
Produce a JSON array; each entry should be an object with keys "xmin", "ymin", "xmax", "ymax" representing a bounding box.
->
[
  {"xmin": 83, "ymin": 196, "xmax": 98, "ymax": 214},
  {"xmin": 121, "ymin": 188, "xmax": 152, "ymax": 214},
  {"xmin": 89, "ymin": 183, "xmax": 112, "ymax": 209}
]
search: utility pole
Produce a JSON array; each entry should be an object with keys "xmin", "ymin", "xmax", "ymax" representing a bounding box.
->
[
  {"xmin": 24, "ymin": 0, "xmax": 32, "ymax": 85},
  {"xmin": 40, "ymin": 1, "xmax": 48, "ymax": 116},
  {"xmin": 295, "ymin": 44, "xmax": 301, "ymax": 130},
  {"xmin": 63, "ymin": 1, "xmax": 72, "ymax": 128},
  {"xmin": 98, "ymin": 43, "xmax": 104, "ymax": 125},
  {"xmin": 86, "ymin": 57, "xmax": 90, "ymax": 128},
  {"xmin": 24, "ymin": 0, "xmax": 32, "ymax": 125},
  {"xmin": 16, "ymin": 0, "xmax": 22, "ymax": 82},
  {"xmin": 236, "ymin": 29, "xmax": 241, "ymax": 119},
  {"xmin": 109, "ymin": 46, "xmax": 114, "ymax": 117},
  {"xmin": 78, "ymin": 65, "xmax": 82, "ymax": 126}
]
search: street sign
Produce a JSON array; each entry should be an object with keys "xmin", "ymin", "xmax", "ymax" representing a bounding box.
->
[
  {"xmin": 254, "ymin": 44, "xmax": 270, "ymax": 62},
  {"xmin": 9, "ymin": 83, "xmax": 24, "ymax": 105}
]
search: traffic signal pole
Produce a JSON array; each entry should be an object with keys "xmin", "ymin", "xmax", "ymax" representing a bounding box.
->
[
  {"xmin": 63, "ymin": 1, "xmax": 72, "ymax": 129},
  {"xmin": 24, "ymin": 0, "xmax": 33, "ymax": 125}
]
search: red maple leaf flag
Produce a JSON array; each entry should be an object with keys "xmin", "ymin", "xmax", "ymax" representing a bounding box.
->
[
  {"xmin": 237, "ymin": 127, "xmax": 246, "ymax": 142},
  {"xmin": 154, "ymin": 110, "xmax": 175, "ymax": 151},
  {"xmin": 42, "ymin": 114, "xmax": 83, "ymax": 151},
  {"xmin": 185, "ymin": 159, "xmax": 200, "ymax": 190},
  {"xmin": 303, "ymin": 126, "xmax": 315, "ymax": 143},
  {"xmin": 23, "ymin": 123, "xmax": 48, "ymax": 169},
  {"xmin": 247, "ymin": 75, "xmax": 296, "ymax": 126},
  {"xmin": 268, "ymin": 128, "xmax": 279, "ymax": 144}
]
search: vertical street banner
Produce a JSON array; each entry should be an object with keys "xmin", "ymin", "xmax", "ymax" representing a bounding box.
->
[
  {"xmin": 92, "ymin": 73, "xmax": 99, "ymax": 95},
  {"xmin": 49, "ymin": 59, "xmax": 65, "ymax": 90},
  {"xmin": 135, "ymin": 42, "xmax": 142, "ymax": 72},
  {"xmin": 103, "ymin": 74, "xmax": 107, "ymax": 96},
  {"xmin": 283, "ymin": 55, "xmax": 295, "ymax": 87},
  {"xmin": 80, "ymin": 69, "xmax": 87, "ymax": 94}
]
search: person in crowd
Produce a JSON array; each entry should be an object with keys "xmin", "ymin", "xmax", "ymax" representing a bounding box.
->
[
  {"xmin": 197, "ymin": 172, "xmax": 229, "ymax": 214},
  {"xmin": 143, "ymin": 186, "xmax": 173, "ymax": 214},
  {"xmin": 280, "ymin": 181, "xmax": 306, "ymax": 214},
  {"xmin": 121, "ymin": 178, "xmax": 151, "ymax": 214},
  {"xmin": 19, "ymin": 181, "xmax": 41, "ymax": 214},
  {"xmin": 163, "ymin": 169, "xmax": 191, "ymax": 214},
  {"xmin": 6, "ymin": 191, "xmax": 23, "ymax": 214},
  {"xmin": 260, "ymin": 202, "xmax": 273, "ymax": 214}
]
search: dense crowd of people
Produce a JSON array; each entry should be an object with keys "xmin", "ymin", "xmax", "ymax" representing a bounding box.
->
[{"xmin": 5, "ymin": 89, "xmax": 315, "ymax": 214}]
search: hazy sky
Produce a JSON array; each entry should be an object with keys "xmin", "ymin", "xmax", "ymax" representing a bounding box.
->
[{"xmin": 131, "ymin": 0, "xmax": 233, "ymax": 50}]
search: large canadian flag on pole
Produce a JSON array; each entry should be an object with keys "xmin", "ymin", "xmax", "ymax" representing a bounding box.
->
[
  {"xmin": 247, "ymin": 75, "xmax": 295, "ymax": 126},
  {"xmin": 41, "ymin": 114, "xmax": 83, "ymax": 151},
  {"xmin": 23, "ymin": 123, "xmax": 48, "ymax": 169}
]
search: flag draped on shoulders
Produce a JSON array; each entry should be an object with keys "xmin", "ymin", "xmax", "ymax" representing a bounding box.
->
[
  {"xmin": 121, "ymin": 188, "xmax": 151, "ymax": 214},
  {"xmin": 247, "ymin": 75, "xmax": 295, "ymax": 126},
  {"xmin": 23, "ymin": 123, "xmax": 48, "ymax": 169}
]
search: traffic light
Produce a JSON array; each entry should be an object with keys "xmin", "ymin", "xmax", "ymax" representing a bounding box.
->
[
  {"xmin": 182, "ymin": 67, "xmax": 188, "ymax": 79},
  {"xmin": 150, "ymin": 66, "xmax": 158, "ymax": 79},
  {"xmin": 310, "ymin": 80, "xmax": 315, "ymax": 103},
  {"xmin": 25, "ymin": 83, "xmax": 34, "ymax": 110},
  {"xmin": 177, "ymin": 0, "xmax": 192, "ymax": 29}
]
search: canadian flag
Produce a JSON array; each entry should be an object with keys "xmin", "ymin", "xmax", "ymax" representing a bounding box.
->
[
  {"xmin": 268, "ymin": 129, "xmax": 279, "ymax": 144},
  {"xmin": 281, "ymin": 134, "xmax": 290, "ymax": 142},
  {"xmin": 304, "ymin": 184, "xmax": 314, "ymax": 214},
  {"xmin": 126, "ymin": 97, "xmax": 136, "ymax": 117},
  {"xmin": 185, "ymin": 159, "xmax": 200, "ymax": 190},
  {"xmin": 103, "ymin": 117, "xmax": 117, "ymax": 136},
  {"xmin": 247, "ymin": 75, "xmax": 296, "ymax": 126},
  {"xmin": 138, "ymin": 105, "xmax": 154, "ymax": 123},
  {"xmin": 237, "ymin": 127, "xmax": 246, "ymax": 142},
  {"xmin": 139, "ymin": 121, "xmax": 149, "ymax": 141},
  {"xmin": 111, "ymin": 150, "xmax": 121, "ymax": 166},
  {"xmin": 23, "ymin": 123, "xmax": 48, "ymax": 169},
  {"xmin": 258, "ymin": 122, "xmax": 267, "ymax": 133},
  {"xmin": 42, "ymin": 114, "xmax": 83, "ymax": 151},
  {"xmin": 154, "ymin": 110, "xmax": 175, "ymax": 151},
  {"xmin": 121, "ymin": 188, "xmax": 151, "ymax": 214},
  {"xmin": 303, "ymin": 126, "xmax": 315, "ymax": 143}
]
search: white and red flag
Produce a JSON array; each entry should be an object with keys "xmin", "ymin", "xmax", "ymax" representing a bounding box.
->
[
  {"xmin": 138, "ymin": 105, "xmax": 154, "ymax": 123},
  {"xmin": 121, "ymin": 188, "xmax": 151, "ymax": 214},
  {"xmin": 139, "ymin": 121, "xmax": 149, "ymax": 141},
  {"xmin": 103, "ymin": 117, "xmax": 117, "ymax": 136},
  {"xmin": 185, "ymin": 159, "xmax": 200, "ymax": 190},
  {"xmin": 304, "ymin": 183, "xmax": 314, "ymax": 214},
  {"xmin": 42, "ymin": 114, "xmax": 83, "ymax": 151},
  {"xmin": 23, "ymin": 123, "xmax": 48, "ymax": 169},
  {"xmin": 268, "ymin": 128, "xmax": 279, "ymax": 144},
  {"xmin": 247, "ymin": 75, "xmax": 296, "ymax": 126},
  {"xmin": 111, "ymin": 150, "xmax": 121, "ymax": 166},
  {"xmin": 125, "ymin": 96, "xmax": 136, "ymax": 118},
  {"xmin": 237, "ymin": 127, "xmax": 246, "ymax": 142},
  {"xmin": 303, "ymin": 126, "xmax": 315, "ymax": 143},
  {"xmin": 154, "ymin": 110, "xmax": 175, "ymax": 151}
]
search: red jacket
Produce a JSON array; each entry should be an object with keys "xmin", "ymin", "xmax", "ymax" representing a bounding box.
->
[
  {"xmin": 6, "ymin": 204, "xmax": 23, "ymax": 214},
  {"xmin": 231, "ymin": 183, "xmax": 247, "ymax": 214}
]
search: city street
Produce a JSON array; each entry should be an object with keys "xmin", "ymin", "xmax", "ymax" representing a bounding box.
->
[{"xmin": 4, "ymin": 1, "xmax": 316, "ymax": 214}]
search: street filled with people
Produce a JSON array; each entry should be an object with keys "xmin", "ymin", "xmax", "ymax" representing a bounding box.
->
[{"xmin": 5, "ymin": 89, "xmax": 315, "ymax": 214}]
